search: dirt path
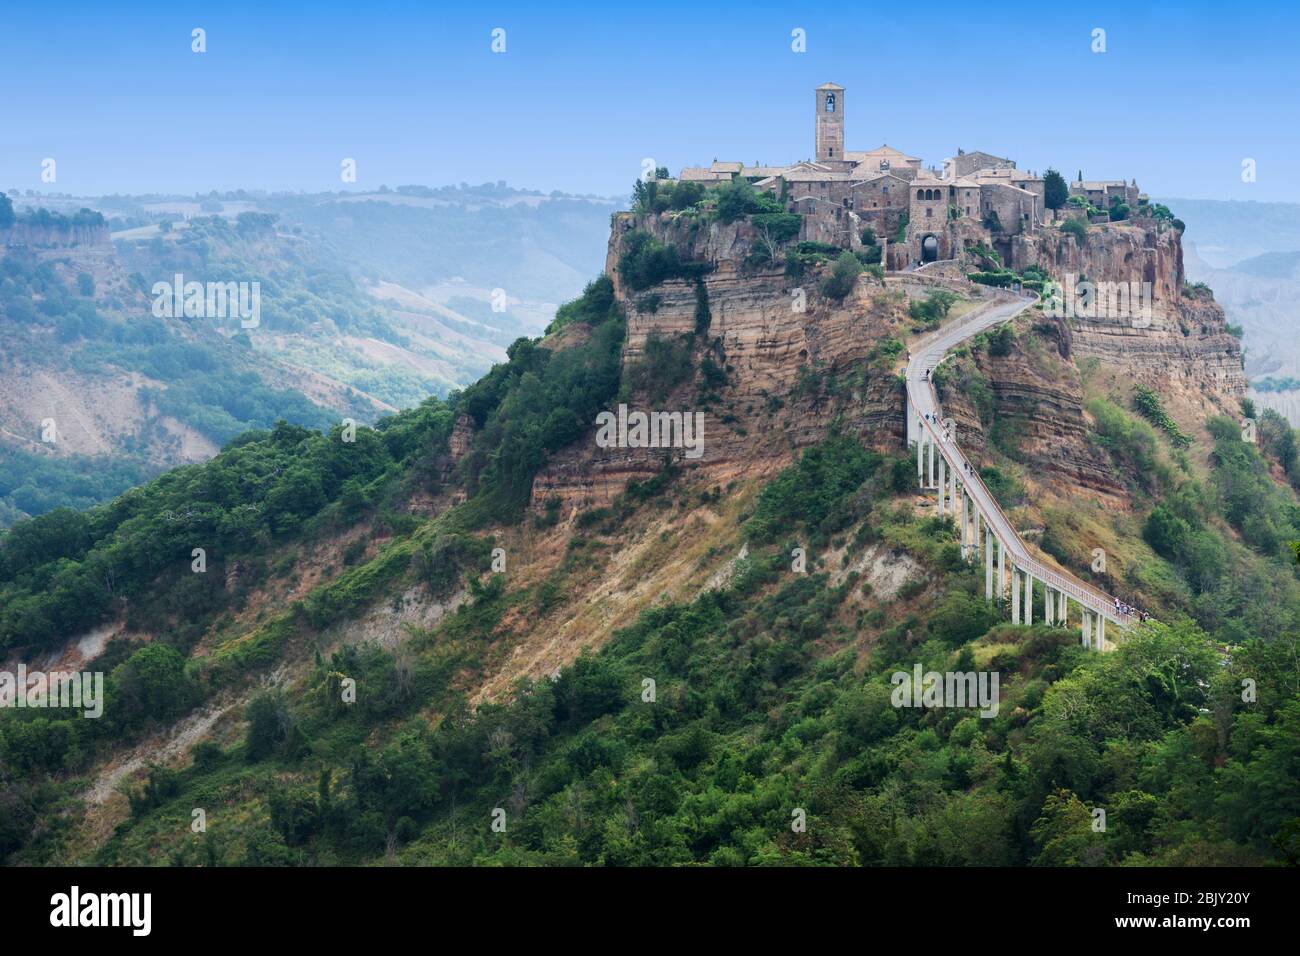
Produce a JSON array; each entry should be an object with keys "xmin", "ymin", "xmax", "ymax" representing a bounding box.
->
[{"xmin": 83, "ymin": 700, "xmax": 237, "ymax": 806}]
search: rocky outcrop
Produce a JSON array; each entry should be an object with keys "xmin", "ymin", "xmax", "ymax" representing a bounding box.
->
[
  {"xmin": 939, "ymin": 315, "xmax": 1128, "ymax": 503},
  {"xmin": 1, "ymin": 220, "xmax": 110, "ymax": 251},
  {"xmin": 1011, "ymin": 218, "xmax": 1246, "ymax": 402},
  {"xmin": 0, "ymin": 220, "xmax": 138, "ymax": 305},
  {"xmin": 530, "ymin": 208, "xmax": 1248, "ymax": 511},
  {"xmin": 535, "ymin": 214, "xmax": 914, "ymax": 506}
]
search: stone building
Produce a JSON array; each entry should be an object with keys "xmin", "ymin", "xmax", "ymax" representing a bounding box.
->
[
  {"xmin": 673, "ymin": 82, "xmax": 1139, "ymax": 268},
  {"xmin": 1070, "ymin": 177, "xmax": 1141, "ymax": 209},
  {"xmin": 944, "ymin": 149, "xmax": 1016, "ymax": 180}
]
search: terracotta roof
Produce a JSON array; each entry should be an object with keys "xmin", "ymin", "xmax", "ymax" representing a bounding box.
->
[
  {"xmin": 786, "ymin": 170, "xmax": 854, "ymax": 182},
  {"xmin": 845, "ymin": 145, "xmax": 921, "ymax": 163},
  {"xmin": 816, "ymin": 82, "xmax": 845, "ymax": 90},
  {"xmin": 679, "ymin": 168, "xmax": 731, "ymax": 182}
]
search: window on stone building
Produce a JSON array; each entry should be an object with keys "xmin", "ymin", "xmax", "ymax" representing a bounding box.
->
[{"xmin": 825, "ymin": 93, "xmax": 836, "ymax": 112}]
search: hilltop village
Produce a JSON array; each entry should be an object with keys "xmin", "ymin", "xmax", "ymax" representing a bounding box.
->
[{"xmin": 675, "ymin": 82, "xmax": 1148, "ymax": 271}]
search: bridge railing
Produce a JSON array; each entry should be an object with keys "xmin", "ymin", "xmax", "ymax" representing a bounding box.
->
[{"xmin": 906, "ymin": 294, "xmax": 1136, "ymax": 629}]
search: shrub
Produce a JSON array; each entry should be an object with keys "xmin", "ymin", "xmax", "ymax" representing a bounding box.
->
[
  {"xmin": 988, "ymin": 324, "xmax": 1014, "ymax": 357},
  {"xmin": 1060, "ymin": 218, "xmax": 1088, "ymax": 245},
  {"xmin": 1131, "ymin": 384, "xmax": 1192, "ymax": 448},
  {"xmin": 618, "ymin": 231, "xmax": 686, "ymax": 291},
  {"xmin": 1143, "ymin": 504, "xmax": 1191, "ymax": 559},
  {"xmin": 820, "ymin": 251, "xmax": 862, "ymax": 300},
  {"xmin": 714, "ymin": 177, "xmax": 780, "ymax": 223},
  {"xmin": 750, "ymin": 212, "xmax": 802, "ymax": 243}
]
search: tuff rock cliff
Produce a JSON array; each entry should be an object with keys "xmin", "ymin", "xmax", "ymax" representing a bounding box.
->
[{"xmin": 531, "ymin": 209, "xmax": 1246, "ymax": 514}]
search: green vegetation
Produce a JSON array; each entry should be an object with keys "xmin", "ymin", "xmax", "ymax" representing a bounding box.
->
[
  {"xmin": 1205, "ymin": 416, "xmax": 1300, "ymax": 557},
  {"xmin": 617, "ymin": 231, "xmax": 706, "ymax": 291},
  {"xmin": 1059, "ymin": 218, "xmax": 1088, "ymax": 245},
  {"xmin": 714, "ymin": 177, "xmax": 783, "ymax": 224},
  {"xmin": 748, "ymin": 213, "xmax": 803, "ymax": 266},
  {"xmin": 987, "ymin": 324, "xmax": 1015, "ymax": 357},
  {"xmin": 1131, "ymin": 384, "xmax": 1192, "ymax": 448},
  {"xmin": 624, "ymin": 332, "xmax": 693, "ymax": 404},
  {"xmin": 1043, "ymin": 169, "xmax": 1068, "ymax": 210},
  {"xmin": 820, "ymin": 251, "xmax": 863, "ymax": 300},
  {"xmin": 1086, "ymin": 397, "xmax": 1168, "ymax": 493},
  {"xmin": 907, "ymin": 290, "xmax": 958, "ymax": 329},
  {"xmin": 0, "ymin": 449, "xmax": 155, "ymax": 526},
  {"xmin": 745, "ymin": 435, "xmax": 887, "ymax": 546},
  {"xmin": 1253, "ymin": 376, "xmax": 1300, "ymax": 393},
  {"xmin": 455, "ymin": 278, "xmax": 626, "ymax": 523},
  {"xmin": 34, "ymin": 434, "xmax": 1296, "ymax": 868}
]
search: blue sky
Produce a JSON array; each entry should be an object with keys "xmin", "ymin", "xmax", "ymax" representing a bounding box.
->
[{"xmin": 3, "ymin": 0, "xmax": 1297, "ymax": 201}]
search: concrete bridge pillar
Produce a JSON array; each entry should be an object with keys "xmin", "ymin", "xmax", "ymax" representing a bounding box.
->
[
  {"xmin": 937, "ymin": 456, "xmax": 946, "ymax": 515},
  {"xmin": 1023, "ymin": 571, "xmax": 1033, "ymax": 625},
  {"xmin": 1081, "ymin": 610, "xmax": 1091, "ymax": 648},
  {"xmin": 984, "ymin": 527, "xmax": 994, "ymax": 600},
  {"xmin": 961, "ymin": 494, "xmax": 972, "ymax": 561},
  {"xmin": 1059, "ymin": 592, "xmax": 1068, "ymax": 627},
  {"xmin": 948, "ymin": 462, "xmax": 956, "ymax": 523},
  {"xmin": 927, "ymin": 437, "xmax": 936, "ymax": 488},
  {"xmin": 1011, "ymin": 567, "xmax": 1021, "ymax": 624},
  {"xmin": 997, "ymin": 539, "xmax": 1005, "ymax": 602},
  {"xmin": 1096, "ymin": 614, "xmax": 1106, "ymax": 651},
  {"xmin": 917, "ymin": 431, "xmax": 925, "ymax": 485}
]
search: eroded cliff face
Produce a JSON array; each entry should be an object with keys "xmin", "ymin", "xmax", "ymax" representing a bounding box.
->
[
  {"xmin": 533, "ymin": 212, "xmax": 912, "ymax": 507},
  {"xmin": 938, "ymin": 313, "xmax": 1129, "ymax": 504},
  {"xmin": 1012, "ymin": 218, "xmax": 1246, "ymax": 402},
  {"xmin": 529, "ymin": 209, "xmax": 1247, "ymax": 513},
  {"xmin": 1, "ymin": 221, "xmax": 139, "ymax": 304}
]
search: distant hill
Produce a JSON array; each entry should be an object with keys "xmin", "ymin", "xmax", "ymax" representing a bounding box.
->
[
  {"xmin": 1172, "ymin": 198, "xmax": 1300, "ymax": 423},
  {"xmin": 1163, "ymin": 197, "xmax": 1300, "ymax": 268},
  {"xmin": 1230, "ymin": 250, "xmax": 1300, "ymax": 279},
  {"xmin": 0, "ymin": 185, "xmax": 620, "ymax": 522}
]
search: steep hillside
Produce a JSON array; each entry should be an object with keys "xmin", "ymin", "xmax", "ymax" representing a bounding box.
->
[{"xmin": 1, "ymin": 190, "xmax": 1298, "ymax": 868}]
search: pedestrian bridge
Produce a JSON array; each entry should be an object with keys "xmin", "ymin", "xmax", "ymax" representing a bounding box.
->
[{"xmin": 904, "ymin": 290, "xmax": 1136, "ymax": 649}]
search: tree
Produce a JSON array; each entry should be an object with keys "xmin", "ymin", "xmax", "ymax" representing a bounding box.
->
[
  {"xmin": 715, "ymin": 177, "xmax": 759, "ymax": 224},
  {"xmin": 1031, "ymin": 789, "xmax": 1103, "ymax": 865},
  {"xmin": 1043, "ymin": 168, "xmax": 1069, "ymax": 210},
  {"xmin": 113, "ymin": 644, "xmax": 193, "ymax": 727},
  {"xmin": 1143, "ymin": 504, "xmax": 1191, "ymax": 560},
  {"xmin": 1060, "ymin": 218, "xmax": 1088, "ymax": 245},
  {"xmin": 820, "ymin": 251, "xmax": 863, "ymax": 300},
  {"xmin": 0, "ymin": 193, "xmax": 15, "ymax": 228},
  {"xmin": 245, "ymin": 692, "xmax": 292, "ymax": 761}
]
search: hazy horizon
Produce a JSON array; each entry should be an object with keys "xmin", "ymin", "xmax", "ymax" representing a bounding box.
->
[{"xmin": 4, "ymin": 0, "xmax": 1299, "ymax": 201}]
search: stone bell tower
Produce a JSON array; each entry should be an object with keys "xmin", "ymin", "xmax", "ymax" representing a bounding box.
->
[{"xmin": 815, "ymin": 83, "xmax": 845, "ymax": 162}]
